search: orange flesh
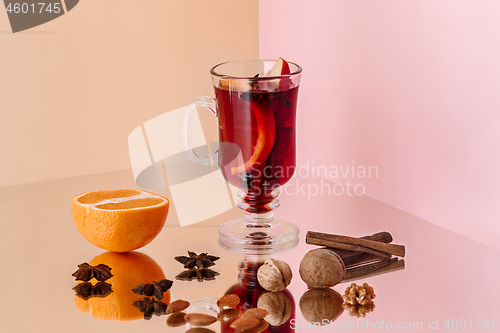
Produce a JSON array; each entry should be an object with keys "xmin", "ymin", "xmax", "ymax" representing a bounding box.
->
[
  {"xmin": 78, "ymin": 190, "xmax": 141, "ymax": 204},
  {"xmin": 230, "ymin": 102, "xmax": 276, "ymax": 175},
  {"xmin": 95, "ymin": 197, "xmax": 165, "ymax": 210}
]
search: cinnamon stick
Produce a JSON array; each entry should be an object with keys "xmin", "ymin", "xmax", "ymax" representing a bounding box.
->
[
  {"xmin": 326, "ymin": 232, "xmax": 393, "ymax": 260},
  {"xmin": 308, "ymin": 238, "xmax": 392, "ymax": 258},
  {"xmin": 306, "ymin": 231, "xmax": 405, "ymax": 257}
]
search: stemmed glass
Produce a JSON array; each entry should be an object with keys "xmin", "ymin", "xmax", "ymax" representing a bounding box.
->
[{"xmin": 184, "ymin": 60, "xmax": 302, "ymax": 255}]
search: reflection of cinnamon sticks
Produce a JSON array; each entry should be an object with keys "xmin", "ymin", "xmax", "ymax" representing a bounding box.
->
[
  {"xmin": 306, "ymin": 231, "xmax": 405, "ymax": 257},
  {"xmin": 342, "ymin": 253, "xmax": 388, "ymax": 268},
  {"xmin": 343, "ymin": 258, "xmax": 405, "ymax": 283}
]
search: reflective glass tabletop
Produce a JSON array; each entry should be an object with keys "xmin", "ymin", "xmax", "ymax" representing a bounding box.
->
[{"xmin": 0, "ymin": 169, "xmax": 498, "ymax": 332}]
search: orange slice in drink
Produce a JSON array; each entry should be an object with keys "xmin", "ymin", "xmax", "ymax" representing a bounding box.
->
[
  {"xmin": 220, "ymin": 78, "xmax": 252, "ymax": 92},
  {"xmin": 71, "ymin": 190, "xmax": 169, "ymax": 252},
  {"xmin": 230, "ymin": 102, "xmax": 276, "ymax": 175}
]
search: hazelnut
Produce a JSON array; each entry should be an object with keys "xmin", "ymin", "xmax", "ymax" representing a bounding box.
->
[
  {"xmin": 257, "ymin": 259, "xmax": 292, "ymax": 292},
  {"xmin": 299, "ymin": 288, "xmax": 344, "ymax": 325},
  {"xmin": 257, "ymin": 292, "xmax": 292, "ymax": 326},
  {"xmin": 299, "ymin": 249, "xmax": 345, "ymax": 288}
]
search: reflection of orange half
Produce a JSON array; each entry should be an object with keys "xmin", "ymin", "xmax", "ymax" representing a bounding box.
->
[{"xmin": 74, "ymin": 251, "xmax": 170, "ymax": 321}]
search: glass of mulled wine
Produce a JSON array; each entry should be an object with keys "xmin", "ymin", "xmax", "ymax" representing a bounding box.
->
[{"xmin": 184, "ymin": 59, "xmax": 302, "ymax": 254}]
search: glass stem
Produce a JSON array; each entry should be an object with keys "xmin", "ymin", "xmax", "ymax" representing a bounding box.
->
[
  {"xmin": 243, "ymin": 211, "xmax": 274, "ymax": 226},
  {"xmin": 237, "ymin": 187, "xmax": 281, "ymax": 215}
]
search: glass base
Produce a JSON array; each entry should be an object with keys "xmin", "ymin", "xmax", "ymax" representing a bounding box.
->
[{"xmin": 218, "ymin": 216, "xmax": 299, "ymax": 255}]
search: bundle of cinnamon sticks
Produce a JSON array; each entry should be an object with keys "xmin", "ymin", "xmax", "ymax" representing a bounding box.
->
[{"xmin": 306, "ymin": 231, "xmax": 405, "ymax": 281}]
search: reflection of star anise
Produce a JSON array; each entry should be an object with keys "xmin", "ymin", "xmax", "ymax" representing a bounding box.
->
[
  {"xmin": 174, "ymin": 251, "xmax": 220, "ymax": 269},
  {"xmin": 132, "ymin": 297, "xmax": 168, "ymax": 320},
  {"xmin": 132, "ymin": 279, "xmax": 173, "ymax": 301},
  {"xmin": 72, "ymin": 263, "xmax": 113, "ymax": 282},
  {"xmin": 175, "ymin": 268, "xmax": 220, "ymax": 282},
  {"xmin": 73, "ymin": 281, "xmax": 113, "ymax": 300}
]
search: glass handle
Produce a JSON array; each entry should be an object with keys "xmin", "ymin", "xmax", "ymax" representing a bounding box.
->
[{"xmin": 183, "ymin": 96, "xmax": 218, "ymax": 166}]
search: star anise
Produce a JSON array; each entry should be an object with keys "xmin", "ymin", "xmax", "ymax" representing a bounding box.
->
[
  {"xmin": 73, "ymin": 281, "xmax": 113, "ymax": 300},
  {"xmin": 72, "ymin": 262, "xmax": 113, "ymax": 282},
  {"xmin": 174, "ymin": 251, "xmax": 220, "ymax": 269},
  {"xmin": 132, "ymin": 279, "xmax": 173, "ymax": 301},
  {"xmin": 175, "ymin": 268, "xmax": 220, "ymax": 282},
  {"xmin": 132, "ymin": 297, "xmax": 168, "ymax": 320}
]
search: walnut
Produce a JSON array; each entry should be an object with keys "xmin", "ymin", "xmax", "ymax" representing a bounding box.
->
[
  {"xmin": 342, "ymin": 283, "xmax": 376, "ymax": 317},
  {"xmin": 257, "ymin": 259, "xmax": 292, "ymax": 292},
  {"xmin": 257, "ymin": 292, "xmax": 292, "ymax": 326},
  {"xmin": 299, "ymin": 249, "xmax": 345, "ymax": 288},
  {"xmin": 299, "ymin": 288, "xmax": 344, "ymax": 325},
  {"xmin": 342, "ymin": 301, "xmax": 375, "ymax": 317}
]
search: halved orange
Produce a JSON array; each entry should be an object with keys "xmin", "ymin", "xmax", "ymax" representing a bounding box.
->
[{"xmin": 71, "ymin": 189, "xmax": 169, "ymax": 252}]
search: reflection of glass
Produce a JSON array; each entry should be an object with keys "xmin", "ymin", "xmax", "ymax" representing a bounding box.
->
[
  {"xmin": 73, "ymin": 251, "xmax": 167, "ymax": 321},
  {"xmin": 221, "ymin": 256, "xmax": 295, "ymax": 333},
  {"xmin": 184, "ymin": 60, "xmax": 302, "ymax": 255},
  {"xmin": 186, "ymin": 297, "xmax": 220, "ymax": 331}
]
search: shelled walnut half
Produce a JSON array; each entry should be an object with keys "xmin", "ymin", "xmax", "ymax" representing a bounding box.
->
[{"xmin": 342, "ymin": 283, "xmax": 376, "ymax": 317}]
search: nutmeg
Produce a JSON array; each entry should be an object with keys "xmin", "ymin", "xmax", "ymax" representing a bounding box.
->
[
  {"xmin": 299, "ymin": 288, "xmax": 344, "ymax": 325},
  {"xmin": 257, "ymin": 292, "xmax": 292, "ymax": 326},
  {"xmin": 257, "ymin": 259, "xmax": 292, "ymax": 292},
  {"xmin": 299, "ymin": 249, "xmax": 345, "ymax": 288}
]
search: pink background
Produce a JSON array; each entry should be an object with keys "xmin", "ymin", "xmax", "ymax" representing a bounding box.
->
[
  {"xmin": 1, "ymin": 1, "xmax": 499, "ymax": 251},
  {"xmin": 260, "ymin": 0, "xmax": 500, "ymax": 250}
]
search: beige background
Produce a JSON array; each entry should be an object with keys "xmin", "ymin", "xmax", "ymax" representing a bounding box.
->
[{"xmin": 0, "ymin": 0, "xmax": 259, "ymax": 187}]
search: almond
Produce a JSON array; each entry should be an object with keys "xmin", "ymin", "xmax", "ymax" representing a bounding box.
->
[
  {"xmin": 185, "ymin": 313, "xmax": 217, "ymax": 326},
  {"xmin": 218, "ymin": 308, "xmax": 239, "ymax": 322},
  {"xmin": 242, "ymin": 308, "xmax": 269, "ymax": 320},
  {"xmin": 241, "ymin": 320, "xmax": 269, "ymax": 333},
  {"xmin": 166, "ymin": 312, "xmax": 187, "ymax": 327},
  {"xmin": 217, "ymin": 294, "xmax": 240, "ymax": 309},
  {"xmin": 230, "ymin": 317, "xmax": 260, "ymax": 330},
  {"xmin": 166, "ymin": 299, "xmax": 190, "ymax": 314},
  {"xmin": 186, "ymin": 328, "xmax": 215, "ymax": 333}
]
